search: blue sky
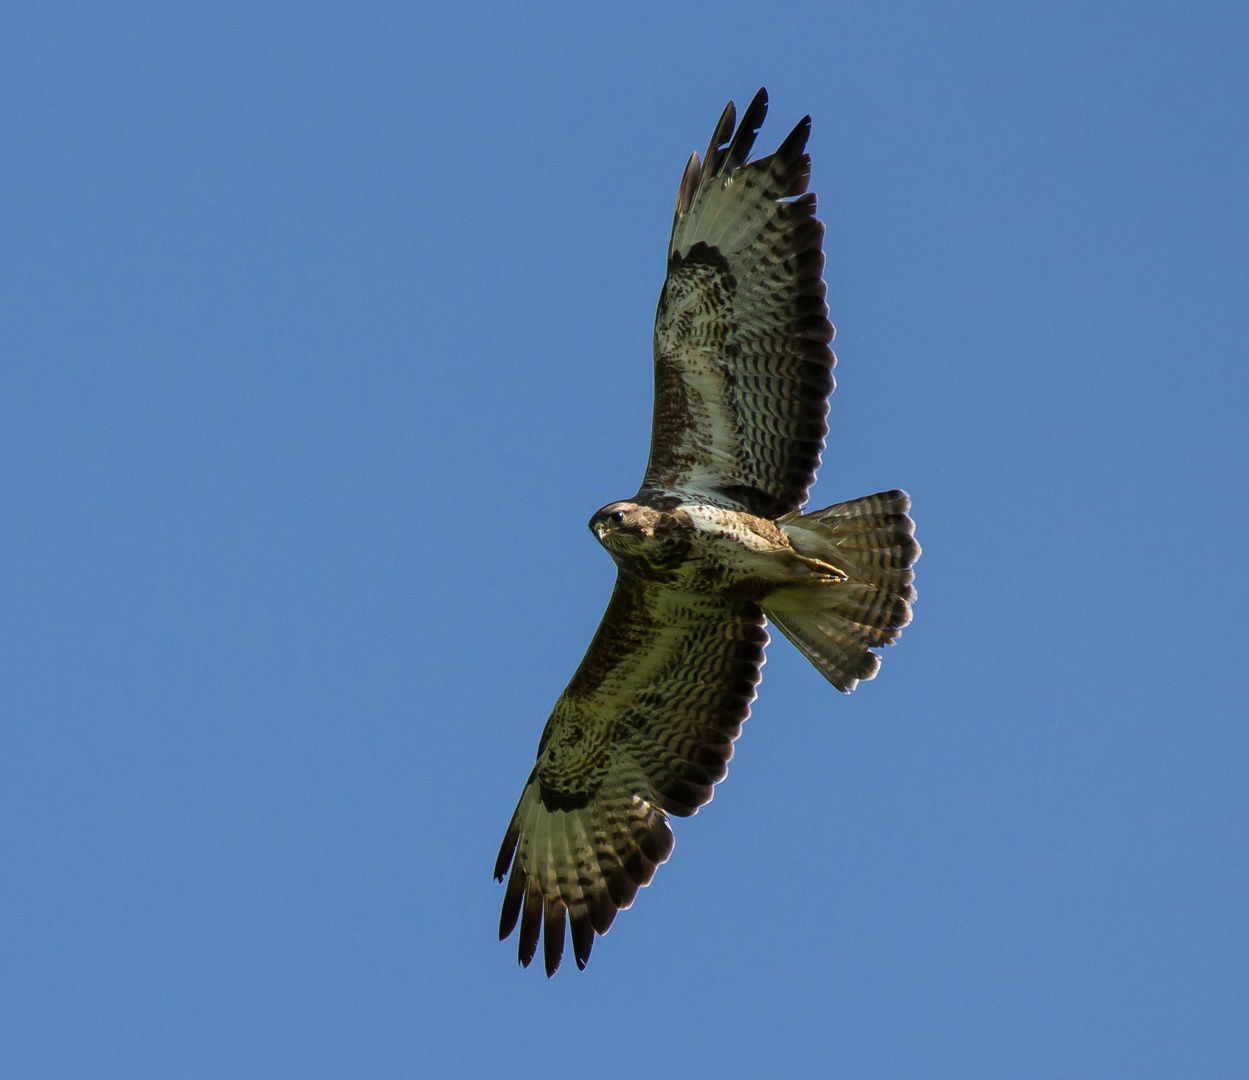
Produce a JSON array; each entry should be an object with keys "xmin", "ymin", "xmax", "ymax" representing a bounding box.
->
[{"xmin": 2, "ymin": 3, "xmax": 1246, "ymax": 1076}]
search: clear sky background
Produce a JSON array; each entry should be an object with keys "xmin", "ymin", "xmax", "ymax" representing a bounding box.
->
[{"xmin": 2, "ymin": 3, "xmax": 1246, "ymax": 1077}]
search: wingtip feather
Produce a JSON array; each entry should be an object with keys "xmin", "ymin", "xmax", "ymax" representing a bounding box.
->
[
  {"xmin": 570, "ymin": 910, "xmax": 594, "ymax": 969},
  {"xmin": 724, "ymin": 87, "xmax": 769, "ymax": 170},
  {"xmin": 518, "ymin": 879, "xmax": 543, "ymax": 968},
  {"xmin": 493, "ymin": 815, "xmax": 520, "ymax": 882},
  {"xmin": 703, "ymin": 99, "xmax": 737, "ymax": 175},
  {"xmin": 675, "ymin": 151, "xmax": 701, "ymax": 218},
  {"xmin": 499, "ymin": 860, "xmax": 526, "ymax": 941},
  {"xmin": 777, "ymin": 114, "xmax": 812, "ymax": 160},
  {"xmin": 543, "ymin": 898, "xmax": 567, "ymax": 978}
]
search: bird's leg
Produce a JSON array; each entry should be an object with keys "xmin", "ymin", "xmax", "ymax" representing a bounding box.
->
[{"xmin": 791, "ymin": 552, "xmax": 848, "ymax": 582}]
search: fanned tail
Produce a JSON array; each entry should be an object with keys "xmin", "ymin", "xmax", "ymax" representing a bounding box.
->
[{"xmin": 763, "ymin": 490, "xmax": 919, "ymax": 692}]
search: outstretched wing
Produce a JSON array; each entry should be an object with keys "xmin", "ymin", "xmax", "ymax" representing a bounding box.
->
[
  {"xmin": 494, "ymin": 575, "xmax": 768, "ymax": 976},
  {"xmin": 640, "ymin": 88, "xmax": 835, "ymax": 520}
]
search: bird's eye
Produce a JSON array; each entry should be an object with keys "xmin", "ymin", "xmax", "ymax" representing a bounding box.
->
[{"xmin": 611, "ymin": 510, "xmax": 625, "ymax": 523}]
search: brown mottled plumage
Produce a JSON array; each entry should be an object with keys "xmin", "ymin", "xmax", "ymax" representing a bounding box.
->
[{"xmin": 495, "ymin": 89, "xmax": 920, "ymax": 976}]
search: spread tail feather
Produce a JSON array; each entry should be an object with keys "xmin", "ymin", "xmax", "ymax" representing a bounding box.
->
[{"xmin": 764, "ymin": 490, "xmax": 919, "ymax": 692}]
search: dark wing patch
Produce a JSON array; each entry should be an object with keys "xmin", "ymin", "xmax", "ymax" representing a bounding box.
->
[
  {"xmin": 641, "ymin": 88, "xmax": 835, "ymax": 519},
  {"xmin": 494, "ymin": 574, "xmax": 767, "ymax": 976}
]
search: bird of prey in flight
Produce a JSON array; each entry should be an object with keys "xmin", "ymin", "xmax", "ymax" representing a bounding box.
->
[{"xmin": 495, "ymin": 88, "xmax": 919, "ymax": 976}]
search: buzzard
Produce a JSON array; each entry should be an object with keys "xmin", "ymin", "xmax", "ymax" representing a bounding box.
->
[{"xmin": 495, "ymin": 89, "xmax": 919, "ymax": 976}]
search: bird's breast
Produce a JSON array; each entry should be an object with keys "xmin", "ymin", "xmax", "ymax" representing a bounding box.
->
[{"xmin": 609, "ymin": 502, "xmax": 798, "ymax": 594}]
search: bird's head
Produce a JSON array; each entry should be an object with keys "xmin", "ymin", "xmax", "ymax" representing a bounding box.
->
[{"xmin": 589, "ymin": 501, "xmax": 660, "ymax": 553}]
